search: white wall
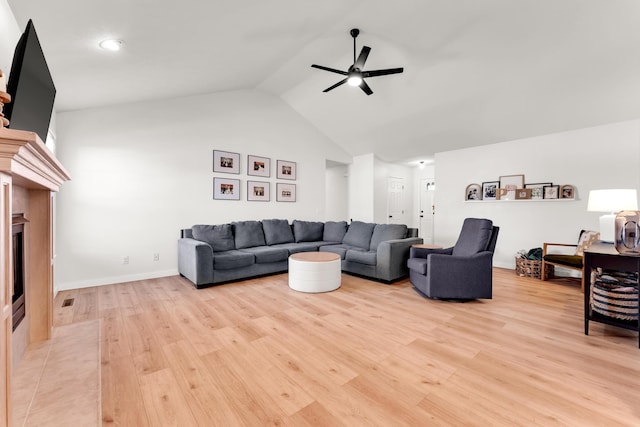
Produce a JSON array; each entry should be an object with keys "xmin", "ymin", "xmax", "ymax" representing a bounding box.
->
[
  {"xmin": 434, "ymin": 119, "xmax": 640, "ymax": 269},
  {"xmin": 325, "ymin": 163, "xmax": 349, "ymax": 221},
  {"xmin": 348, "ymin": 153, "xmax": 375, "ymax": 222},
  {"xmin": 55, "ymin": 89, "xmax": 351, "ymax": 290}
]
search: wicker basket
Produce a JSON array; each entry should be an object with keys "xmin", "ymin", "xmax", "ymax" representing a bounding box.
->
[
  {"xmin": 515, "ymin": 257, "xmax": 542, "ymax": 279},
  {"xmin": 590, "ymin": 270, "xmax": 639, "ymax": 321}
]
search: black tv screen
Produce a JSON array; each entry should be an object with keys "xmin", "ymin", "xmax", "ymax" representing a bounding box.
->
[{"xmin": 5, "ymin": 19, "xmax": 56, "ymax": 143}]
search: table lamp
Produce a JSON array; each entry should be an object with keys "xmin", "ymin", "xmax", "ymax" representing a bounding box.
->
[{"xmin": 587, "ymin": 189, "xmax": 638, "ymax": 242}]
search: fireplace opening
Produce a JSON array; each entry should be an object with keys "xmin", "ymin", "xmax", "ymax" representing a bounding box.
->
[{"xmin": 12, "ymin": 214, "xmax": 28, "ymax": 332}]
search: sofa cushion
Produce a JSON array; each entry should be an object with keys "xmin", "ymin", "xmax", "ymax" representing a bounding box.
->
[
  {"xmin": 192, "ymin": 224, "xmax": 235, "ymax": 252},
  {"xmin": 543, "ymin": 254, "xmax": 583, "ymax": 269},
  {"xmin": 233, "ymin": 221, "xmax": 266, "ymax": 249},
  {"xmin": 238, "ymin": 246, "xmax": 289, "ymax": 263},
  {"xmin": 271, "ymin": 242, "xmax": 324, "ymax": 254},
  {"xmin": 342, "ymin": 221, "xmax": 376, "ymax": 250},
  {"xmin": 319, "ymin": 244, "xmax": 348, "ymax": 259},
  {"xmin": 323, "ymin": 221, "xmax": 348, "ymax": 243},
  {"xmin": 213, "ymin": 250, "xmax": 255, "ymax": 270},
  {"xmin": 452, "ymin": 218, "xmax": 493, "ymax": 257},
  {"xmin": 369, "ymin": 224, "xmax": 408, "ymax": 251},
  {"xmin": 293, "ymin": 220, "xmax": 324, "ymax": 243},
  {"xmin": 346, "ymin": 250, "xmax": 377, "ymax": 266},
  {"xmin": 262, "ymin": 219, "xmax": 295, "ymax": 246}
]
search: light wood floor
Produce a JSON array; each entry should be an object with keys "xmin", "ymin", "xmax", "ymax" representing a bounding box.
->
[{"xmin": 24, "ymin": 269, "xmax": 640, "ymax": 426}]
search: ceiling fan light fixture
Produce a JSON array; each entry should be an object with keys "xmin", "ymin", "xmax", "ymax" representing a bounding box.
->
[{"xmin": 347, "ymin": 75, "xmax": 362, "ymax": 87}]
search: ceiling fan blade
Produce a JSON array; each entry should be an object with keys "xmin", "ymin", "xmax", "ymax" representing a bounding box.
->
[
  {"xmin": 362, "ymin": 67, "xmax": 404, "ymax": 78},
  {"xmin": 311, "ymin": 64, "xmax": 348, "ymax": 75},
  {"xmin": 360, "ymin": 79, "xmax": 373, "ymax": 95},
  {"xmin": 354, "ymin": 46, "xmax": 371, "ymax": 69},
  {"xmin": 323, "ymin": 78, "xmax": 348, "ymax": 92}
]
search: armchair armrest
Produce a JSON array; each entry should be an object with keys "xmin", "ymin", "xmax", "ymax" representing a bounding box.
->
[
  {"xmin": 410, "ymin": 246, "xmax": 453, "ymax": 259},
  {"xmin": 543, "ymin": 242, "xmax": 578, "ymax": 256},
  {"xmin": 178, "ymin": 238, "xmax": 214, "ymax": 287}
]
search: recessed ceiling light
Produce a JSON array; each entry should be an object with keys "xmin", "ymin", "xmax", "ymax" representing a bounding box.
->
[{"xmin": 99, "ymin": 39, "xmax": 123, "ymax": 52}]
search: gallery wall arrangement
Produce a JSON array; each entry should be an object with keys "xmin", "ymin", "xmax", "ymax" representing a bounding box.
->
[
  {"xmin": 465, "ymin": 174, "xmax": 576, "ymax": 202},
  {"xmin": 212, "ymin": 149, "xmax": 297, "ymax": 202}
]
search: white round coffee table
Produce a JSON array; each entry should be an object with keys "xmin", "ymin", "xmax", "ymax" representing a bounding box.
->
[{"xmin": 288, "ymin": 252, "xmax": 341, "ymax": 293}]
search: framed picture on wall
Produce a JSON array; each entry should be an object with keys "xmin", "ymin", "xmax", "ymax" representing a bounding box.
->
[
  {"xmin": 543, "ymin": 184, "xmax": 560, "ymax": 199},
  {"xmin": 213, "ymin": 177, "xmax": 240, "ymax": 200},
  {"xmin": 524, "ymin": 182, "xmax": 552, "ymax": 200},
  {"xmin": 276, "ymin": 160, "xmax": 297, "ymax": 180},
  {"xmin": 276, "ymin": 183, "xmax": 296, "ymax": 202},
  {"xmin": 465, "ymin": 183, "xmax": 482, "ymax": 201},
  {"xmin": 247, "ymin": 180, "xmax": 270, "ymax": 201},
  {"xmin": 482, "ymin": 181, "xmax": 499, "ymax": 201},
  {"xmin": 515, "ymin": 188, "xmax": 532, "ymax": 200},
  {"xmin": 498, "ymin": 174, "xmax": 525, "ymax": 201},
  {"xmin": 247, "ymin": 155, "xmax": 270, "ymax": 177},
  {"xmin": 213, "ymin": 150, "xmax": 240, "ymax": 174},
  {"xmin": 560, "ymin": 184, "xmax": 575, "ymax": 199}
]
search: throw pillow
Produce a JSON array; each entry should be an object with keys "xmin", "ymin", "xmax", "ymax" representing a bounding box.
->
[
  {"xmin": 293, "ymin": 220, "xmax": 324, "ymax": 242},
  {"xmin": 342, "ymin": 221, "xmax": 376, "ymax": 250},
  {"xmin": 575, "ymin": 230, "xmax": 600, "ymax": 256},
  {"xmin": 323, "ymin": 221, "xmax": 348, "ymax": 243},
  {"xmin": 191, "ymin": 224, "xmax": 235, "ymax": 252},
  {"xmin": 232, "ymin": 220, "xmax": 266, "ymax": 249},
  {"xmin": 262, "ymin": 219, "xmax": 295, "ymax": 245}
]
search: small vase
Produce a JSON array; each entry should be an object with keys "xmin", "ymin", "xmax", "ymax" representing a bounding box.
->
[{"xmin": 614, "ymin": 210, "xmax": 640, "ymax": 254}]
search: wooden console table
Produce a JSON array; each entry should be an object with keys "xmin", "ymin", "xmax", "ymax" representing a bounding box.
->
[{"xmin": 583, "ymin": 242, "xmax": 640, "ymax": 348}]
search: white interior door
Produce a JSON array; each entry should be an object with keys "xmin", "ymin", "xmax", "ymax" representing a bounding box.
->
[
  {"xmin": 387, "ymin": 178, "xmax": 406, "ymax": 224},
  {"xmin": 419, "ymin": 179, "xmax": 435, "ymax": 243}
]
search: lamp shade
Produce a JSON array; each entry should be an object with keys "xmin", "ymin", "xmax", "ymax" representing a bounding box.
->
[{"xmin": 587, "ymin": 189, "xmax": 638, "ymax": 213}]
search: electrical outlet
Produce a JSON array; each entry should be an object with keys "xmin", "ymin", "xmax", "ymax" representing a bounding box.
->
[
  {"xmin": 153, "ymin": 253, "xmax": 159, "ymax": 261},
  {"xmin": 123, "ymin": 256, "xmax": 129, "ymax": 265}
]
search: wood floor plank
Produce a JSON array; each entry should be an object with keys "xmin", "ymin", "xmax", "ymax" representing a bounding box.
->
[{"xmin": 26, "ymin": 268, "xmax": 640, "ymax": 426}]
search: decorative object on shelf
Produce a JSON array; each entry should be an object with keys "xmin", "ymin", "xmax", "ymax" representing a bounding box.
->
[
  {"xmin": 515, "ymin": 189, "xmax": 532, "ymax": 200},
  {"xmin": 499, "ymin": 174, "xmax": 525, "ymax": 201},
  {"xmin": 276, "ymin": 160, "xmax": 297, "ymax": 180},
  {"xmin": 247, "ymin": 180, "xmax": 270, "ymax": 201},
  {"xmin": 482, "ymin": 181, "xmax": 499, "ymax": 200},
  {"xmin": 560, "ymin": 184, "xmax": 575, "ymax": 199},
  {"xmin": 247, "ymin": 155, "xmax": 270, "ymax": 177},
  {"xmin": 213, "ymin": 150, "xmax": 240, "ymax": 174},
  {"xmin": 614, "ymin": 210, "xmax": 640, "ymax": 254},
  {"xmin": 0, "ymin": 68, "xmax": 10, "ymax": 128},
  {"xmin": 525, "ymin": 182, "xmax": 552, "ymax": 200},
  {"xmin": 213, "ymin": 177, "xmax": 241, "ymax": 200},
  {"xmin": 543, "ymin": 185, "xmax": 559, "ymax": 199},
  {"xmin": 465, "ymin": 183, "xmax": 482, "ymax": 200},
  {"xmin": 587, "ymin": 189, "xmax": 638, "ymax": 243},
  {"xmin": 276, "ymin": 183, "xmax": 296, "ymax": 202}
]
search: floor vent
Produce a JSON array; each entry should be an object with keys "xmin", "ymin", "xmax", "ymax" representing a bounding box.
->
[{"xmin": 62, "ymin": 298, "xmax": 74, "ymax": 307}]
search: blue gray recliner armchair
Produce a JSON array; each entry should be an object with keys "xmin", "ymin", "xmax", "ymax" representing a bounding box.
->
[{"xmin": 407, "ymin": 218, "xmax": 499, "ymax": 300}]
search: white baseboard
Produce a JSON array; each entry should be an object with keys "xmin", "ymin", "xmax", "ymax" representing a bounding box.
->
[{"xmin": 56, "ymin": 269, "xmax": 179, "ymax": 291}]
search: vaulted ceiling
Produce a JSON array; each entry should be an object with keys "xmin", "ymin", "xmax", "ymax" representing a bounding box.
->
[{"xmin": 8, "ymin": 0, "xmax": 640, "ymax": 164}]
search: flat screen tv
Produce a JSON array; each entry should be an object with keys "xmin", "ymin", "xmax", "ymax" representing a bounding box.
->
[{"xmin": 5, "ymin": 19, "xmax": 56, "ymax": 143}]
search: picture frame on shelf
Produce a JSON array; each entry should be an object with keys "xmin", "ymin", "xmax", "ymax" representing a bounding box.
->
[
  {"xmin": 213, "ymin": 150, "xmax": 240, "ymax": 174},
  {"xmin": 543, "ymin": 184, "xmax": 560, "ymax": 199},
  {"xmin": 465, "ymin": 183, "xmax": 482, "ymax": 200},
  {"xmin": 276, "ymin": 183, "xmax": 296, "ymax": 202},
  {"xmin": 525, "ymin": 182, "xmax": 552, "ymax": 200},
  {"xmin": 276, "ymin": 160, "xmax": 297, "ymax": 180},
  {"xmin": 498, "ymin": 174, "xmax": 525, "ymax": 201},
  {"xmin": 247, "ymin": 155, "xmax": 270, "ymax": 177},
  {"xmin": 247, "ymin": 180, "xmax": 270, "ymax": 201},
  {"xmin": 515, "ymin": 188, "xmax": 532, "ymax": 200},
  {"xmin": 482, "ymin": 181, "xmax": 499, "ymax": 201},
  {"xmin": 560, "ymin": 184, "xmax": 575, "ymax": 199},
  {"xmin": 213, "ymin": 177, "xmax": 241, "ymax": 200}
]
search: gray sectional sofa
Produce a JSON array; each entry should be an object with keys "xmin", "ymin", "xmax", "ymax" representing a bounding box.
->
[{"xmin": 178, "ymin": 219, "xmax": 423, "ymax": 288}]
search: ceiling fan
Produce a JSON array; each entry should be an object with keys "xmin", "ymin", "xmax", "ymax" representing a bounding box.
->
[{"xmin": 311, "ymin": 28, "xmax": 404, "ymax": 95}]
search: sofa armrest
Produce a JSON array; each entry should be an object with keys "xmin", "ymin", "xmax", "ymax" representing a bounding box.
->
[
  {"xmin": 178, "ymin": 238, "xmax": 214, "ymax": 287},
  {"xmin": 427, "ymin": 251, "xmax": 494, "ymax": 299},
  {"xmin": 375, "ymin": 237, "xmax": 424, "ymax": 281}
]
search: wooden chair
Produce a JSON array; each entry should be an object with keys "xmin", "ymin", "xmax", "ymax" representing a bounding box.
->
[{"xmin": 541, "ymin": 230, "xmax": 599, "ymax": 291}]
